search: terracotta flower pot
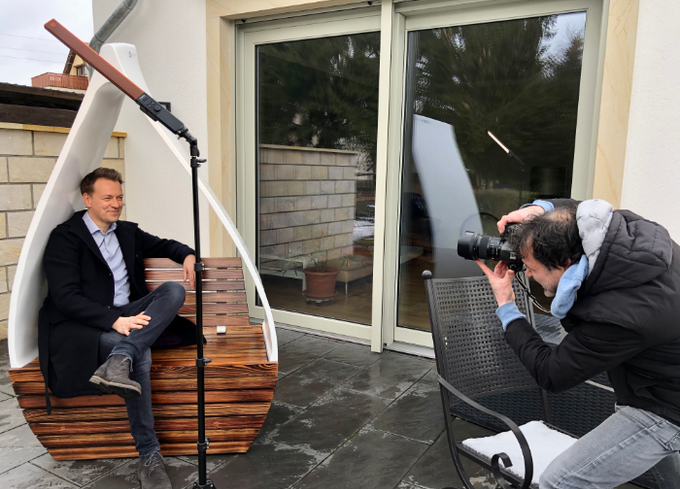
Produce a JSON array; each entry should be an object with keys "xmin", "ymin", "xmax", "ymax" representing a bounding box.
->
[{"xmin": 302, "ymin": 267, "xmax": 339, "ymax": 299}]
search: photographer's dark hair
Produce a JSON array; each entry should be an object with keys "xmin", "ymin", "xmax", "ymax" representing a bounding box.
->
[
  {"xmin": 512, "ymin": 203, "xmax": 584, "ymax": 271},
  {"xmin": 80, "ymin": 168, "xmax": 124, "ymax": 195}
]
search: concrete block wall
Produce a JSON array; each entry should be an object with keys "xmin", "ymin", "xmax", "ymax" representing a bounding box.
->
[
  {"xmin": 0, "ymin": 125, "xmax": 126, "ymax": 339},
  {"xmin": 259, "ymin": 145, "xmax": 357, "ymax": 269}
]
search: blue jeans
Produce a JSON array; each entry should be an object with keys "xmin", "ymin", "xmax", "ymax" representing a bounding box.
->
[
  {"xmin": 540, "ymin": 404, "xmax": 680, "ymax": 489},
  {"xmin": 98, "ymin": 281, "xmax": 186, "ymax": 457}
]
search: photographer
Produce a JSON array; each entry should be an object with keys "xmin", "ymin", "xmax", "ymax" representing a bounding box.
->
[{"xmin": 476, "ymin": 199, "xmax": 680, "ymax": 489}]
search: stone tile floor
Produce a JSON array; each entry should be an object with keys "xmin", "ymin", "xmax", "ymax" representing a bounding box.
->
[{"xmin": 0, "ymin": 328, "xmax": 638, "ymax": 489}]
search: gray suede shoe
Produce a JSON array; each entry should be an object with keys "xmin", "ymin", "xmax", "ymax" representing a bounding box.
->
[
  {"xmin": 89, "ymin": 354, "xmax": 141, "ymax": 399},
  {"xmin": 138, "ymin": 451, "xmax": 172, "ymax": 489}
]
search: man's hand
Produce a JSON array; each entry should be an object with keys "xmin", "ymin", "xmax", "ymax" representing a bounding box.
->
[
  {"xmin": 183, "ymin": 254, "xmax": 196, "ymax": 290},
  {"xmin": 497, "ymin": 205, "xmax": 546, "ymax": 234},
  {"xmin": 112, "ymin": 311, "xmax": 150, "ymax": 336},
  {"xmin": 476, "ymin": 260, "xmax": 516, "ymax": 307}
]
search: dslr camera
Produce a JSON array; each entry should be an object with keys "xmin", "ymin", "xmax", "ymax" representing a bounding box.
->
[{"xmin": 457, "ymin": 223, "xmax": 523, "ymax": 271}]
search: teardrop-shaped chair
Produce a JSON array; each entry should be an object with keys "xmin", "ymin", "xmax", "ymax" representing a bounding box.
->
[{"xmin": 7, "ymin": 43, "xmax": 278, "ymax": 460}]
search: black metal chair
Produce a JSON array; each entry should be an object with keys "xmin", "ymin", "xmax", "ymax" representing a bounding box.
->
[
  {"xmin": 423, "ymin": 270, "xmax": 577, "ymax": 489},
  {"xmin": 422, "ymin": 270, "xmax": 658, "ymax": 489}
]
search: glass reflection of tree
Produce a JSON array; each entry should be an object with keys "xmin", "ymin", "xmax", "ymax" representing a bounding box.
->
[
  {"xmin": 414, "ymin": 16, "xmax": 584, "ymax": 197},
  {"xmin": 258, "ymin": 34, "xmax": 381, "ymax": 172}
]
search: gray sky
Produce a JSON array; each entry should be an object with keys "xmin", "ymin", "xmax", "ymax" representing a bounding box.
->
[{"xmin": 0, "ymin": 0, "xmax": 93, "ymax": 86}]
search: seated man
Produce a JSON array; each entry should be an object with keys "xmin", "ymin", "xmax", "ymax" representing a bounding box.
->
[
  {"xmin": 478, "ymin": 199, "xmax": 680, "ymax": 488},
  {"xmin": 39, "ymin": 168, "xmax": 197, "ymax": 489}
]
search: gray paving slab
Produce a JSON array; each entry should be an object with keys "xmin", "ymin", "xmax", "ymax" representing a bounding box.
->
[
  {"xmin": 207, "ymin": 441, "xmax": 322, "ymax": 489},
  {"xmin": 293, "ymin": 426, "xmax": 429, "ymax": 489},
  {"xmin": 344, "ymin": 352, "xmax": 433, "ymax": 400},
  {"xmin": 0, "ymin": 424, "xmax": 47, "ymax": 474},
  {"xmin": 81, "ymin": 456, "xmax": 198, "ymax": 489},
  {"xmin": 0, "ymin": 397, "xmax": 27, "ymax": 434},
  {"xmin": 0, "ymin": 339, "xmax": 14, "ymax": 396},
  {"xmin": 278, "ymin": 335, "xmax": 341, "ymax": 376},
  {"xmin": 373, "ymin": 370, "xmax": 444, "ymax": 444},
  {"xmin": 400, "ymin": 427, "xmax": 495, "ymax": 489},
  {"xmin": 255, "ymin": 401, "xmax": 305, "ymax": 443},
  {"xmin": 175, "ymin": 453, "xmax": 231, "ymax": 473},
  {"xmin": 2, "ymin": 462, "xmax": 77, "ymax": 488},
  {"xmin": 0, "ymin": 333, "xmax": 651, "ymax": 489},
  {"xmin": 31, "ymin": 453, "xmax": 131, "ymax": 487},
  {"xmin": 266, "ymin": 387, "xmax": 390, "ymax": 454},
  {"xmin": 276, "ymin": 327, "xmax": 306, "ymax": 346},
  {"xmin": 274, "ymin": 358, "xmax": 362, "ymax": 407},
  {"xmin": 177, "ymin": 402, "xmax": 304, "ymax": 471},
  {"xmin": 321, "ymin": 341, "xmax": 382, "ymax": 368}
]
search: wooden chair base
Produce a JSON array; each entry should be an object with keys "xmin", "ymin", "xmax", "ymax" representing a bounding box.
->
[{"xmin": 10, "ymin": 328, "xmax": 277, "ymax": 460}]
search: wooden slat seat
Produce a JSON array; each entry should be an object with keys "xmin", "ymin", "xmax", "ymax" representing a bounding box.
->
[{"xmin": 9, "ymin": 257, "xmax": 278, "ymax": 460}]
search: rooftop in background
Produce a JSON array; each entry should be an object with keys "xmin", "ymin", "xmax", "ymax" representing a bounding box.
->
[
  {"xmin": 31, "ymin": 72, "xmax": 88, "ymax": 92},
  {"xmin": 0, "ymin": 81, "xmax": 83, "ymax": 128},
  {"xmin": 30, "ymin": 49, "xmax": 89, "ymax": 94}
]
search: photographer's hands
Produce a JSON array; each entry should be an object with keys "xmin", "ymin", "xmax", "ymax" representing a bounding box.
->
[
  {"xmin": 474, "ymin": 203, "xmax": 546, "ymax": 308},
  {"xmin": 476, "ymin": 260, "xmax": 516, "ymax": 307},
  {"xmin": 497, "ymin": 205, "xmax": 545, "ymax": 234}
]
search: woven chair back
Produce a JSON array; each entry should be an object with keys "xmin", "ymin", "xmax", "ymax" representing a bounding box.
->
[{"xmin": 426, "ymin": 274, "xmax": 539, "ymax": 403}]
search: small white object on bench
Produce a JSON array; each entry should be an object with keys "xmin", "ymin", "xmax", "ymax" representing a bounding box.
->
[{"xmin": 462, "ymin": 420, "xmax": 577, "ymax": 486}]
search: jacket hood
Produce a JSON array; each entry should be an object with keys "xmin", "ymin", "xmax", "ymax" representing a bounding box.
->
[
  {"xmin": 577, "ymin": 199, "xmax": 614, "ymax": 275},
  {"xmin": 578, "ymin": 201, "xmax": 673, "ymax": 296}
]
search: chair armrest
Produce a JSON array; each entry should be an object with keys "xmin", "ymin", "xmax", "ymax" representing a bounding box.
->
[{"xmin": 437, "ymin": 374, "xmax": 534, "ymax": 489}]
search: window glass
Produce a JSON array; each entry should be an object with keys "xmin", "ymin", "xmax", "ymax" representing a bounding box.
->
[
  {"xmin": 397, "ymin": 13, "xmax": 587, "ymax": 331},
  {"xmin": 256, "ymin": 33, "xmax": 380, "ymax": 324}
]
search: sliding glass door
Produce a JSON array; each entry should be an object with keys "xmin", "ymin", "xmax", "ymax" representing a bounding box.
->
[
  {"xmin": 386, "ymin": 0, "xmax": 603, "ymax": 347},
  {"xmin": 238, "ymin": 0, "xmax": 604, "ymax": 350}
]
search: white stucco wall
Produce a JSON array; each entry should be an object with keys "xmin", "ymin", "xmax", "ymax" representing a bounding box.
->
[
  {"xmin": 93, "ymin": 0, "xmax": 209, "ymax": 250},
  {"xmin": 621, "ymin": 0, "xmax": 680, "ymax": 241}
]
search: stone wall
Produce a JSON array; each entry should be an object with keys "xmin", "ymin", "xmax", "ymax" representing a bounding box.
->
[
  {"xmin": 0, "ymin": 124, "xmax": 126, "ymax": 339},
  {"xmin": 259, "ymin": 144, "xmax": 357, "ymax": 269}
]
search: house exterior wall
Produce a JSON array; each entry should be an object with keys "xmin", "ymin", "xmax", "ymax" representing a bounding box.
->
[
  {"xmin": 620, "ymin": 0, "xmax": 680, "ymax": 240},
  {"xmin": 93, "ymin": 0, "xmax": 209, "ymax": 250},
  {"xmin": 0, "ymin": 124, "xmax": 125, "ymax": 339},
  {"xmin": 93, "ymin": 0, "xmax": 680, "ymax": 249}
]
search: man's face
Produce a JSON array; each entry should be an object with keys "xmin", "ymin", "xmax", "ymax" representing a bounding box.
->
[
  {"xmin": 521, "ymin": 239, "xmax": 568, "ymax": 298},
  {"xmin": 82, "ymin": 178, "xmax": 123, "ymax": 230}
]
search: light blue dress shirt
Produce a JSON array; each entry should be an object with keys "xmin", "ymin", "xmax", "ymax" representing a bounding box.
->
[{"xmin": 83, "ymin": 212, "xmax": 130, "ymax": 307}]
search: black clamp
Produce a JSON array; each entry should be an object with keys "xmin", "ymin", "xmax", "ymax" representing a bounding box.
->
[
  {"xmin": 196, "ymin": 357, "xmax": 212, "ymax": 367},
  {"xmin": 190, "ymin": 157, "xmax": 207, "ymax": 168},
  {"xmin": 194, "ymin": 262, "xmax": 205, "ymax": 272},
  {"xmin": 197, "ymin": 437, "xmax": 210, "ymax": 452}
]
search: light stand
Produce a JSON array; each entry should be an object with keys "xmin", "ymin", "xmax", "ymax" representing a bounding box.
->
[
  {"xmin": 44, "ymin": 19, "xmax": 216, "ymax": 489},
  {"xmin": 487, "ymin": 131, "xmax": 527, "ymax": 207}
]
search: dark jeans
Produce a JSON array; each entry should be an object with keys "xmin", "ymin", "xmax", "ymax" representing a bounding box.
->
[{"xmin": 98, "ymin": 281, "xmax": 186, "ymax": 457}]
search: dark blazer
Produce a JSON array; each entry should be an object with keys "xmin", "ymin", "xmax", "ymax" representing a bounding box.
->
[{"xmin": 38, "ymin": 210, "xmax": 196, "ymax": 399}]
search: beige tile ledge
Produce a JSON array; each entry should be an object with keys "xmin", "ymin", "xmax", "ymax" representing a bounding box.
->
[
  {"xmin": 0, "ymin": 123, "xmax": 126, "ymax": 138},
  {"xmin": 209, "ymin": 0, "xmax": 364, "ymax": 20}
]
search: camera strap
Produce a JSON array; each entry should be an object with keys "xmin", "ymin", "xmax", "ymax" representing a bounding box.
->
[{"xmin": 515, "ymin": 274, "xmax": 552, "ymax": 315}]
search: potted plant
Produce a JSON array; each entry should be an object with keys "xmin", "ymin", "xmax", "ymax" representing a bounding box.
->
[{"xmin": 302, "ymin": 253, "xmax": 339, "ymax": 301}]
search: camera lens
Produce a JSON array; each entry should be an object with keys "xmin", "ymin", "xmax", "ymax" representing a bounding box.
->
[
  {"xmin": 457, "ymin": 232, "xmax": 481, "ymax": 260},
  {"xmin": 457, "ymin": 225, "xmax": 523, "ymax": 270}
]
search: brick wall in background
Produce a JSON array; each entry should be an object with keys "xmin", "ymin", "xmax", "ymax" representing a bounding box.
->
[
  {"xmin": 259, "ymin": 144, "xmax": 357, "ymax": 269},
  {"xmin": 0, "ymin": 125, "xmax": 126, "ymax": 339}
]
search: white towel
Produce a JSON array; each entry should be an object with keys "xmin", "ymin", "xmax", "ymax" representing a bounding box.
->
[{"xmin": 462, "ymin": 420, "xmax": 577, "ymax": 486}]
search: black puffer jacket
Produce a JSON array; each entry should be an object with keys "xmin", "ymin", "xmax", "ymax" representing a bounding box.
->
[{"xmin": 505, "ymin": 200, "xmax": 680, "ymax": 425}]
